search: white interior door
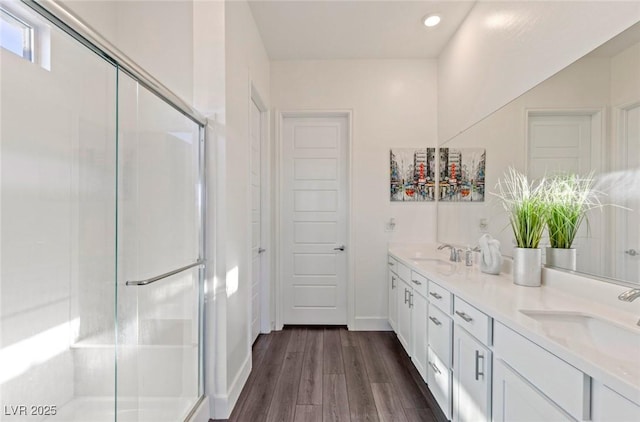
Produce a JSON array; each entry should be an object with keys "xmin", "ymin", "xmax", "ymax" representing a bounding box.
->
[
  {"xmin": 250, "ymin": 99, "xmax": 263, "ymax": 343},
  {"xmin": 282, "ymin": 115, "xmax": 348, "ymax": 325},
  {"xmin": 528, "ymin": 114, "xmax": 594, "ymax": 178},
  {"xmin": 616, "ymin": 104, "xmax": 640, "ymax": 281},
  {"xmin": 528, "ymin": 112, "xmax": 602, "ymax": 274}
]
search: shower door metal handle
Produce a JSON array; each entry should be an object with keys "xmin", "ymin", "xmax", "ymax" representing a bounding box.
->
[{"xmin": 126, "ymin": 260, "xmax": 204, "ymax": 286}]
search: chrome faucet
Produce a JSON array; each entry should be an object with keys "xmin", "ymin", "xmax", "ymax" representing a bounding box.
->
[
  {"xmin": 618, "ymin": 288, "xmax": 640, "ymax": 326},
  {"xmin": 438, "ymin": 244, "xmax": 459, "ymax": 262},
  {"xmin": 618, "ymin": 288, "xmax": 640, "ymax": 302}
]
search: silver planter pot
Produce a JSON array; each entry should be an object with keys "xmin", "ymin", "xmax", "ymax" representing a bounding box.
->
[
  {"xmin": 545, "ymin": 247, "xmax": 577, "ymax": 271},
  {"xmin": 513, "ymin": 248, "xmax": 542, "ymax": 287}
]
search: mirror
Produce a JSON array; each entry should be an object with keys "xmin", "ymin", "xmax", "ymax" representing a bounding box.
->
[{"xmin": 437, "ymin": 21, "xmax": 640, "ymax": 285}]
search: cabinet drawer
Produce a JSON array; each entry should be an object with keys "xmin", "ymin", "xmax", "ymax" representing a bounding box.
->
[
  {"xmin": 427, "ymin": 280, "xmax": 452, "ymax": 313},
  {"xmin": 428, "ymin": 346, "xmax": 452, "ymax": 420},
  {"xmin": 388, "ymin": 256, "xmax": 399, "ymax": 274},
  {"xmin": 428, "ymin": 303, "xmax": 452, "ymax": 366},
  {"xmin": 410, "ymin": 271, "xmax": 428, "ymax": 298},
  {"xmin": 494, "ymin": 322, "xmax": 590, "ymax": 421},
  {"xmin": 453, "ymin": 296, "xmax": 492, "ymax": 345},
  {"xmin": 396, "ymin": 261, "xmax": 411, "ymax": 283}
]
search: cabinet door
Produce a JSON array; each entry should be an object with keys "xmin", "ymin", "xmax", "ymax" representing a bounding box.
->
[
  {"xmin": 428, "ymin": 303, "xmax": 453, "ymax": 367},
  {"xmin": 592, "ymin": 381, "xmax": 640, "ymax": 422},
  {"xmin": 411, "ymin": 292, "xmax": 428, "ymax": 381},
  {"xmin": 396, "ymin": 280, "xmax": 412, "ymax": 355},
  {"xmin": 493, "ymin": 359, "xmax": 574, "ymax": 422},
  {"xmin": 428, "ymin": 347, "xmax": 452, "ymax": 420},
  {"xmin": 388, "ymin": 271, "xmax": 398, "ymax": 332},
  {"xmin": 453, "ymin": 327, "xmax": 492, "ymax": 422}
]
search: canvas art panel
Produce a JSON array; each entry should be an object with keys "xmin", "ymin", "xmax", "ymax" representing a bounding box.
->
[
  {"xmin": 439, "ymin": 148, "xmax": 486, "ymax": 202},
  {"xmin": 390, "ymin": 148, "xmax": 436, "ymax": 202}
]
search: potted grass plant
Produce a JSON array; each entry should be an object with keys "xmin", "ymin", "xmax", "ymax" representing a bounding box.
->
[
  {"xmin": 542, "ymin": 173, "xmax": 601, "ymax": 271},
  {"xmin": 494, "ymin": 168, "xmax": 547, "ymax": 286}
]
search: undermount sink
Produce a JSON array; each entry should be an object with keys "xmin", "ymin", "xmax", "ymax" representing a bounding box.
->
[
  {"xmin": 519, "ymin": 310, "xmax": 640, "ymax": 369},
  {"xmin": 409, "ymin": 257, "xmax": 456, "ymax": 274}
]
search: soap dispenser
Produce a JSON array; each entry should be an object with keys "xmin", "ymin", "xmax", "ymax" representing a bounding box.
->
[{"xmin": 465, "ymin": 246, "xmax": 473, "ymax": 266}]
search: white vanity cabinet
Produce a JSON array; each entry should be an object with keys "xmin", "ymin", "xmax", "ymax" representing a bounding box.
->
[
  {"xmin": 387, "ymin": 257, "xmax": 399, "ymax": 331},
  {"xmin": 428, "ymin": 303, "xmax": 452, "ymax": 368},
  {"xmin": 493, "ymin": 322, "xmax": 591, "ymax": 421},
  {"xmin": 396, "ymin": 273, "xmax": 428, "ymax": 382},
  {"xmin": 397, "ymin": 277, "xmax": 413, "ymax": 354},
  {"xmin": 387, "ymin": 255, "xmax": 433, "ymax": 384},
  {"xmin": 388, "ymin": 249, "xmax": 640, "ymax": 422},
  {"xmin": 427, "ymin": 290, "xmax": 454, "ymax": 420},
  {"xmin": 493, "ymin": 358, "xmax": 574, "ymax": 421},
  {"xmin": 391, "ymin": 258, "xmax": 413, "ymax": 354},
  {"xmin": 453, "ymin": 325, "xmax": 492, "ymax": 422},
  {"xmin": 592, "ymin": 382, "xmax": 640, "ymax": 421},
  {"xmin": 428, "ymin": 279, "xmax": 452, "ymax": 313},
  {"xmin": 428, "ymin": 346, "xmax": 452, "ymax": 420},
  {"xmin": 410, "ymin": 279, "xmax": 428, "ymax": 381}
]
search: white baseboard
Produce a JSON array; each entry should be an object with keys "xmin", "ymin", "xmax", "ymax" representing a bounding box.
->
[
  {"xmin": 187, "ymin": 396, "xmax": 210, "ymax": 422},
  {"xmin": 211, "ymin": 353, "xmax": 252, "ymax": 419},
  {"xmin": 352, "ymin": 317, "xmax": 392, "ymax": 331}
]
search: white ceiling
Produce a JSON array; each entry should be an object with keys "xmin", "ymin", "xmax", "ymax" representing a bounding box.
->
[{"xmin": 248, "ymin": 1, "xmax": 476, "ymax": 60}]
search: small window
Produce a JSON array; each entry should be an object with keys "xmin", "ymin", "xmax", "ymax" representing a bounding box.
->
[{"xmin": 1, "ymin": 8, "xmax": 34, "ymax": 61}]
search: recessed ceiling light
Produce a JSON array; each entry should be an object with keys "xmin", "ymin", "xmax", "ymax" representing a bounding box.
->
[{"xmin": 423, "ymin": 14, "xmax": 441, "ymax": 27}]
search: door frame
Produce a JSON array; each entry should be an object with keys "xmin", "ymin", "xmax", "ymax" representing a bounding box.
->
[
  {"xmin": 274, "ymin": 109, "xmax": 354, "ymax": 330},
  {"xmin": 612, "ymin": 100, "xmax": 640, "ymax": 279},
  {"xmin": 249, "ymin": 82, "xmax": 271, "ymax": 337}
]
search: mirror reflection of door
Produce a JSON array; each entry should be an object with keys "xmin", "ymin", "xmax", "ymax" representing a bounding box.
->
[
  {"xmin": 615, "ymin": 103, "xmax": 640, "ymax": 281},
  {"xmin": 527, "ymin": 112, "xmax": 604, "ymax": 274}
]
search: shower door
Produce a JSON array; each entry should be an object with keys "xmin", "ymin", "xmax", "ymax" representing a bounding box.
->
[
  {"xmin": 0, "ymin": 3, "xmax": 118, "ymax": 420},
  {"xmin": 116, "ymin": 72, "xmax": 204, "ymax": 422},
  {"xmin": 1, "ymin": 2, "xmax": 205, "ymax": 421}
]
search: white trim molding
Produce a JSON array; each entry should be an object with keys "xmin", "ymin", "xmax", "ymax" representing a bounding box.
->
[
  {"xmin": 354, "ymin": 317, "xmax": 393, "ymax": 331},
  {"xmin": 210, "ymin": 353, "xmax": 251, "ymax": 419}
]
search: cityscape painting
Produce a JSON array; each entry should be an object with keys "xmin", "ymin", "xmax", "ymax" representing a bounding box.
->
[
  {"xmin": 390, "ymin": 148, "xmax": 436, "ymax": 202},
  {"xmin": 438, "ymin": 148, "xmax": 486, "ymax": 202}
]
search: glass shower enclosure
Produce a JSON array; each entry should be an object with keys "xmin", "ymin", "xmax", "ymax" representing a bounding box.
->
[{"xmin": 0, "ymin": 1, "xmax": 206, "ymax": 421}]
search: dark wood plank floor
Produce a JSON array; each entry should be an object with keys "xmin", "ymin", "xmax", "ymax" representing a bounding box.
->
[{"xmin": 212, "ymin": 327, "xmax": 444, "ymax": 422}]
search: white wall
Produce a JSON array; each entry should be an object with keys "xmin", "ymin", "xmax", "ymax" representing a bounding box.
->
[
  {"xmin": 217, "ymin": 0, "xmax": 270, "ymax": 417},
  {"xmin": 59, "ymin": 0, "xmax": 117, "ymax": 42},
  {"xmin": 438, "ymin": 0, "xmax": 640, "ymax": 143},
  {"xmin": 62, "ymin": 0, "xmax": 195, "ymax": 104},
  {"xmin": 271, "ymin": 59, "xmax": 438, "ymax": 329},
  {"xmin": 611, "ymin": 41, "xmax": 640, "ymax": 108}
]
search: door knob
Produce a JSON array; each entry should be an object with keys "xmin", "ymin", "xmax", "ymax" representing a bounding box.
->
[
  {"xmin": 258, "ymin": 248, "xmax": 266, "ymax": 254},
  {"xmin": 333, "ymin": 245, "xmax": 345, "ymax": 251},
  {"xmin": 625, "ymin": 249, "xmax": 638, "ymax": 256}
]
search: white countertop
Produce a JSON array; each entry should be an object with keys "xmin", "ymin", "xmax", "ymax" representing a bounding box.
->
[{"xmin": 388, "ymin": 243, "xmax": 640, "ymax": 404}]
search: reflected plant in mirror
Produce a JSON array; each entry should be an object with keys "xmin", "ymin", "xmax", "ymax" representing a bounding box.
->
[
  {"xmin": 543, "ymin": 173, "xmax": 600, "ymax": 249},
  {"xmin": 542, "ymin": 173, "xmax": 603, "ymax": 271}
]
